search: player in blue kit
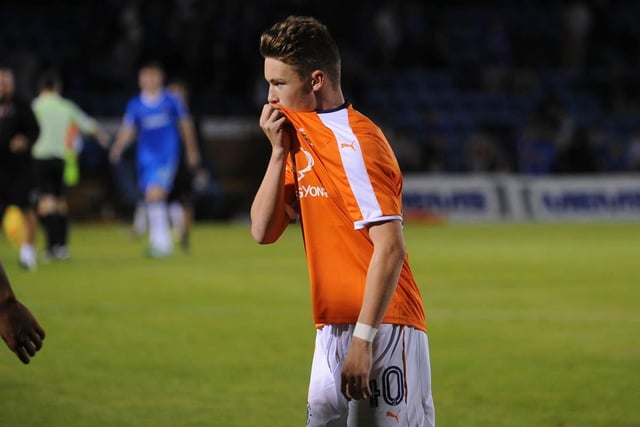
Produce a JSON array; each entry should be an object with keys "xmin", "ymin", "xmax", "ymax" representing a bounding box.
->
[{"xmin": 110, "ymin": 62, "xmax": 200, "ymax": 257}]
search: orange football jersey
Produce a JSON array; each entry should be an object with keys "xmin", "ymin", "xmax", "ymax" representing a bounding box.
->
[{"xmin": 279, "ymin": 103, "xmax": 426, "ymax": 332}]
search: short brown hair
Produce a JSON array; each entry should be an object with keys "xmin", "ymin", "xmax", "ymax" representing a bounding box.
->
[
  {"xmin": 38, "ymin": 69, "xmax": 62, "ymax": 90},
  {"xmin": 259, "ymin": 16, "xmax": 341, "ymax": 87},
  {"xmin": 140, "ymin": 61, "xmax": 165, "ymax": 75}
]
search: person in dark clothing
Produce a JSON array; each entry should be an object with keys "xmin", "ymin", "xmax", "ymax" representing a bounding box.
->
[
  {"xmin": 165, "ymin": 79, "xmax": 208, "ymax": 252},
  {"xmin": 0, "ymin": 66, "xmax": 40, "ymax": 270},
  {"xmin": 552, "ymin": 126, "xmax": 598, "ymax": 174}
]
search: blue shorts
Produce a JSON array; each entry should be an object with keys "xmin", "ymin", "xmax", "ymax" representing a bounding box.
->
[{"xmin": 137, "ymin": 159, "xmax": 178, "ymax": 193}]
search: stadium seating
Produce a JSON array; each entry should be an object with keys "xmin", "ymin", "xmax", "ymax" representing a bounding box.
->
[{"xmin": 2, "ymin": 1, "xmax": 639, "ymax": 175}]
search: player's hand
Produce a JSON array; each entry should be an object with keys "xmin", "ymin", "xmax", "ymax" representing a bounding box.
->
[
  {"xmin": 0, "ymin": 298, "xmax": 46, "ymax": 364},
  {"xmin": 109, "ymin": 146, "xmax": 121, "ymax": 164},
  {"xmin": 96, "ymin": 129, "xmax": 112, "ymax": 150},
  {"xmin": 259, "ymin": 103, "xmax": 291, "ymax": 153},
  {"xmin": 187, "ymin": 149, "xmax": 201, "ymax": 171},
  {"xmin": 9, "ymin": 135, "xmax": 29, "ymax": 153},
  {"xmin": 340, "ymin": 337, "xmax": 373, "ymax": 401}
]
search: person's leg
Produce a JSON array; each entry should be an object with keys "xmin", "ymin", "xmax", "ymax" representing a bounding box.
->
[
  {"xmin": 33, "ymin": 158, "xmax": 59, "ymax": 260},
  {"xmin": 132, "ymin": 199, "xmax": 147, "ymax": 238},
  {"xmin": 18, "ymin": 208, "xmax": 37, "ymax": 270},
  {"xmin": 307, "ymin": 326, "xmax": 349, "ymax": 427},
  {"xmin": 33, "ymin": 158, "xmax": 69, "ymax": 261},
  {"xmin": 37, "ymin": 195, "xmax": 57, "ymax": 258},
  {"xmin": 46, "ymin": 158, "xmax": 68, "ymax": 260},
  {"xmin": 347, "ymin": 326, "xmax": 435, "ymax": 427},
  {"xmin": 168, "ymin": 200, "xmax": 185, "ymax": 242},
  {"xmin": 138, "ymin": 158, "xmax": 177, "ymax": 258},
  {"xmin": 145, "ymin": 186, "xmax": 172, "ymax": 257},
  {"xmin": 9, "ymin": 169, "xmax": 37, "ymax": 270},
  {"xmin": 180, "ymin": 201, "xmax": 194, "ymax": 251},
  {"xmin": 167, "ymin": 159, "xmax": 193, "ymax": 252},
  {"xmin": 53, "ymin": 197, "xmax": 70, "ymax": 259}
]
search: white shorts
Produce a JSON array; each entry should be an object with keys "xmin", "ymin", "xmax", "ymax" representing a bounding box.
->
[{"xmin": 307, "ymin": 324, "xmax": 435, "ymax": 427}]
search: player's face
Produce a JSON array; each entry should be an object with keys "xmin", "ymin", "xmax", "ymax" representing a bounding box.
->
[
  {"xmin": 264, "ymin": 57, "xmax": 315, "ymax": 111},
  {"xmin": 139, "ymin": 68, "xmax": 164, "ymax": 93},
  {"xmin": 0, "ymin": 70, "xmax": 15, "ymax": 98}
]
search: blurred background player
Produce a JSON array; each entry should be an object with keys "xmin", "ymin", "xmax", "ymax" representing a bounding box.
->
[
  {"xmin": 0, "ymin": 256, "xmax": 45, "ymax": 364},
  {"xmin": 130, "ymin": 79, "xmax": 223, "ymax": 248},
  {"xmin": 129, "ymin": 78, "xmax": 206, "ymax": 251},
  {"xmin": 31, "ymin": 70, "xmax": 111, "ymax": 261},
  {"xmin": 0, "ymin": 66, "xmax": 40, "ymax": 271},
  {"xmin": 128, "ymin": 79, "xmax": 204, "ymax": 251},
  {"xmin": 110, "ymin": 62, "xmax": 200, "ymax": 258},
  {"xmin": 165, "ymin": 79, "xmax": 207, "ymax": 251}
]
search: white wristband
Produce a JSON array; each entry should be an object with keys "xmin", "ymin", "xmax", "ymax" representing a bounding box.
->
[{"xmin": 353, "ymin": 322, "xmax": 378, "ymax": 342}]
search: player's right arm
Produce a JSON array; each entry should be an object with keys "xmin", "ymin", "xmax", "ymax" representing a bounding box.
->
[
  {"xmin": 250, "ymin": 103, "xmax": 294, "ymax": 244},
  {"xmin": 109, "ymin": 123, "xmax": 136, "ymax": 164},
  {"xmin": 109, "ymin": 100, "xmax": 138, "ymax": 163}
]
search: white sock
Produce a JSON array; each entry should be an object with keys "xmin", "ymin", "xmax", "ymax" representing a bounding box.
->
[
  {"xmin": 168, "ymin": 201, "xmax": 185, "ymax": 238},
  {"xmin": 147, "ymin": 201, "xmax": 172, "ymax": 252},
  {"xmin": 133, "ymin": 202, "xmax": 148, "ymax": 235},
  {"xmin": 20, "ymin": 243, "xmax": 36, "ymax": 265}
]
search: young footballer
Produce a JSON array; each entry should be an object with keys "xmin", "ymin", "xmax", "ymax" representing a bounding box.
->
[
  {"xmin": 0, "ymin": 67, "xmax": 40, "ymax": 270},
  {"xmin": 251, "ymin": 16, "xmax": 435, "ymax": 426},
  {"xmin": 110, "ymin": 63, "xmax": 200, "ymax": 258}
]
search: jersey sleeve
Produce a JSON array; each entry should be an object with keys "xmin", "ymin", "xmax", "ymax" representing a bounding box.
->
[
  {"xmin": 122, "ymin": 99, "xmax": 138, "ymax": 127},
  {"xmin": 364, "ymin": 129, "xmax": 404, "ymax": 214},
  {"xmin": 168, "ymin": 92, "xmax": 188, "ymax": 121},
  {"xmin": 326, "ymin": 108, "xmax": 404, "ymax": 229},
  {"xmin": 69, "ymin": 101, "xmax": 97, "ymax": 134}
]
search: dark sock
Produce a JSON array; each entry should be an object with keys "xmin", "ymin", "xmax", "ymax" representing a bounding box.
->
[
  {"xmin": 39, "ymin": 214, "xmax": 55, "ymax": 251},
  {"xmin": 50, "ymin": 214, "xmax": 61, "ymax": 248},
  {"xmin": 58, "ymin": 214, "xmax": 69, "ymax": 247}
]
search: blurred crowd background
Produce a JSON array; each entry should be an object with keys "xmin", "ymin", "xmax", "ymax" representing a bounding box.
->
[{"xmin": 2, "ymin": 0, "xmax": 640, "ymax": 218}]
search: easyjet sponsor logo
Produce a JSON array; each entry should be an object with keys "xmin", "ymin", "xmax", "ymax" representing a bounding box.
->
[
  {"xmin": 298, "ymin": 184, "xmax": 328, "ymax": 199},
  {"xmin": 296, "ymin": 148, "xmax": 314, "ymax": 181},
  {"xmin": 295, "ymin": 147, "xmax": 328, "ymax": 198}
]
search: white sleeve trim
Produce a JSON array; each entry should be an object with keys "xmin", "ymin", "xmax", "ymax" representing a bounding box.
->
[{"xmin": 354, "ymin": 215, "xmax": 403, "ymax": 230}]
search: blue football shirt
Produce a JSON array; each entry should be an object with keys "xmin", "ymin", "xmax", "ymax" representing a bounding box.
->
[{"xmin": 122, "ymin": 90, "xmax": 187, "ymax": 191}]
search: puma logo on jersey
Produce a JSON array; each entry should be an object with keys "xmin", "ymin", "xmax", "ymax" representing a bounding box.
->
[
  {"xmin": 386, "ymin": 411, "xmax": 400, "ymax": 423},
  {"xmin": 340, "ymin": 141, "xmax": 357, "ymax": 151}
]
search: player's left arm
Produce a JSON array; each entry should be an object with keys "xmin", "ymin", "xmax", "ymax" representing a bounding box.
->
[
  {"xmin": 340, "ymin": 219, "xmax": 406, "ymax": 401},
  {"xmin": 0, "ymin": 259, "xmax": 46, "ymax": 364},
  {"xmin": 178, "ymin": 116, "xmax": 201, "ymax": 170},
  {"xmin": 109, "ymin": 124, "xmax": 136, "ymax": 164},
  {"xmin": 70, "ymin": 104, "xmax": 111, "ymax": 149}
]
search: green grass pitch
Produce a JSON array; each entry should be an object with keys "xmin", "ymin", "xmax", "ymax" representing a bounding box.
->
[{"xmin": 0, "ymin": 221, "xmax": 638, "ymax": 427}]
